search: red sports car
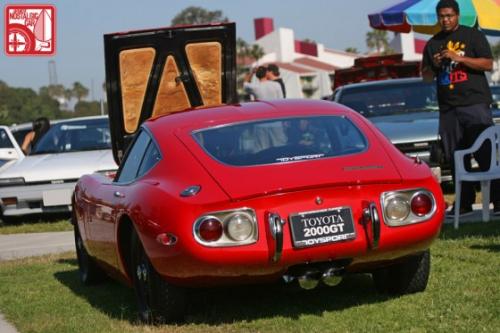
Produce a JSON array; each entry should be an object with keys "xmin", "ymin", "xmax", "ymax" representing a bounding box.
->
[{"xmin": 72, "ymin": 23, "xmax": 445, "ymax": 324}]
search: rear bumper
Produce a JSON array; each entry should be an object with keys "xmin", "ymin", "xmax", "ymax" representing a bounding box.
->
[
  {"xmin": 149, "ymin": 214, "xmax": 443, "ymax": 286},
  {"xmin": 0, "ymin": 182, "xmax": 75, "ymax": 216}
]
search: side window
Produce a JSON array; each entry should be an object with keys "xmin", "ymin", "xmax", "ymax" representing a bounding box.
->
[
  {"xmin": 137, "ymin": 140, "xmax": 161, "ymax": 178},
  {"xmin": 116, "ymin": 131, "xmax": 150, "ymax": 183},
  {"xmin": 0, "ymin": 129, "xmax": 14, "ymax": 148}
]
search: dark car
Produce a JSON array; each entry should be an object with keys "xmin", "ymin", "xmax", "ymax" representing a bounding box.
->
[{"xmin": 332, "ymin": 78, "xmax": 500, "ymax": 182}]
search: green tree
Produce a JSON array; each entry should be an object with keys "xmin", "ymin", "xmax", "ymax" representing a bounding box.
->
[
  {"xmin": 171, "ymin": 6, "xmax": 228, "ymax": 26},
  {"xmin": 72, "ymin": 82, "xmax": 89, "ymax": 102},
  {"xmin": 236, "ymin": 38, "xmax": 250, "ymax": 58},
  {"xmin": 366, "ymin": 29, "xmax": 389, "ymax": 53},
  {"xmin": 248, "ymin": 44, "xmax": 265, "ymax": 65},
  {"xmin": 0, "ymin": 81, "xmax": 60, "ymax": 125},
  {"xmin": 344, "ymin": 47, "xmax": 359, "ymax": 54},
  {"xmin": 73, "ymin": 101, "xmax": 103, "ymax": 117}
]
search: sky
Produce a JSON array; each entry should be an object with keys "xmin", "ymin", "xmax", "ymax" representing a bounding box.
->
[{"xmin": 1, "ymin": 0, "xmax": 498, "ymax": 100}]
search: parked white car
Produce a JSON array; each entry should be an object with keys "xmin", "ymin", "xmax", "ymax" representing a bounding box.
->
[
  {"xmin": 0, "ymin": 116, "xmax": 117, "ymax": 219},
  {"xmin": 0, "ymin": 125, "xmax": 25, "ymax": 173}
]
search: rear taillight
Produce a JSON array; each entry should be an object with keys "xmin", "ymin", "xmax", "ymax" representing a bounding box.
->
[
  {"xmin": 194, "ymin": 208, "xmax": 258, "ymax": 247},
  {"xmin": 382, "ymin": 189, "xmax": 436, "ymax": 226},
  {"xmin": 411, "ymin": 193, "xmax": 433, "ymax": 216},
  {"xmin": 198, "ymin": 217, "xmax": 223, "ymax": 242}
]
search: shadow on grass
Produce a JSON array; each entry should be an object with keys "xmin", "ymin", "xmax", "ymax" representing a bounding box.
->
[
  {"xmin": 0, "ymin": 212, "xmax": 71, "ymax": 226},
  {"xmin": 469, "ymin": 244, "xmax": 500, "ymax": 253},
  {"xmin": 54, "ymin": 262, "xmax": 393, "ymax": 325},
  {"xmin": 439, "ymin": 221, "xmax": 500, "ymax": 240}
]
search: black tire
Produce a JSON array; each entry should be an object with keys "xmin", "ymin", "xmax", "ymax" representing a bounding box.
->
[
  {"xmin": 372, "ymin": 250, "xmax": 430, "ymax": 295},
  {"xmin": 131, "ymin": 229, "xmax": 186, "ymax": 324},
  {"xmin": 74, "ymin": 222, "xmax": 106, "ymax": 285}
]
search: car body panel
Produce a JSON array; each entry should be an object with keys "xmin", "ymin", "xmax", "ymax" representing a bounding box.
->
[{"xmin": 74, "ymin": 100, "xmax": 445, "ymax": 287}]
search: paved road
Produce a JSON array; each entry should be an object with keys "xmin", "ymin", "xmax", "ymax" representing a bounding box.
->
[{"xmin": 0, "ymin": 231, "xmax": 74, "ymax": 261}]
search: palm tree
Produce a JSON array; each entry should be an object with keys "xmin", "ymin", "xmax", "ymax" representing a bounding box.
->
[
  {"xmin": 72, "ymin": 82, "xmax": 89, "ymax": 102},
  {"xmin": 248, "ymin": 44, "xmax": 265, "ymax": 66},
  {"xmin": 366, "ymin": 29, "xmax": 389, "ymax": 53},
  {"xmin": 171, "ymin": 6, "xmax": 228, "ymax": 26},
  {"xmin": 236, "ymin": 38, "xmax": 249, "ymax": 58}
]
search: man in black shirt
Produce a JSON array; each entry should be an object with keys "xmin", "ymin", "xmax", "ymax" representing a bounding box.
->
[{"xmin": 422, "ymin": 0, "xmax": 499, "ymax": 217}]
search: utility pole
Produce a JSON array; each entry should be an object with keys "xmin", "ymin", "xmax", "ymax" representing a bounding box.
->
[{"xmin": 48, "ymin": 60, "xmax": 57, "ymax": 85}]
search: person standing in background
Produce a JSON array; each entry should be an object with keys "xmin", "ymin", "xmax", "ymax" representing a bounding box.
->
[
  {"xmin": 21, "ymin": 117, "xmax": 50, "ymax": 154},
  {"xmin": 421, "ymin": 0, "xmax": 499, "ymax": 217},
  {"xmin": 244, "ymin": 66, "xmax": 284, "ymax": 100},
  {"xmin": 266, "ymin": 64, "xmax": 286, "ymax": 98}
]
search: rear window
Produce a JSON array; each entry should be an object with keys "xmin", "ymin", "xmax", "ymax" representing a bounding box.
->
[{"xmin": 193, "ymin": 116, "xmax": 367, "ymax": 166}]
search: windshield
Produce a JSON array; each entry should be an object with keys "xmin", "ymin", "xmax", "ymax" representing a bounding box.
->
[
  {"xmin": 338, "ymin": 81, "xmax": 438, "ymax": 118},
  {"xmin": 193, "ymin": 116, "xmax": 367, "ymax": 166},
  {"xmin": 31, "ymin": 118, "xmax": 111, "ymax": 154}
]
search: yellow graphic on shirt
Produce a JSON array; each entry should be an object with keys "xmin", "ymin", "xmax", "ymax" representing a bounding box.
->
[{"xmin": 438, "ymin": 41, "xmax": 467, "ymax": 90}]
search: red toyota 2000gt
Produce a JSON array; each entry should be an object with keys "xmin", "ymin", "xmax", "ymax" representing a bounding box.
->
[{"xmin": 72, "ymin": 23, "xmax": 445, "ymax": 323}]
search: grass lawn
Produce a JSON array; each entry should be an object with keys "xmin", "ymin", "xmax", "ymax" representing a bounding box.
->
[
  {"xmin": 0, "ymin": 214, "xmax": 72, "ymax": 235},
  {"xmin": 0, "ymin": 222, "xmax": 499, "ymax": 333}
]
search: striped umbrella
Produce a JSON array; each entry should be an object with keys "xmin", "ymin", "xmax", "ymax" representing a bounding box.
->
[{"xmin": 369, "ymin": 0, "xmax": 500, "ymax": 36}]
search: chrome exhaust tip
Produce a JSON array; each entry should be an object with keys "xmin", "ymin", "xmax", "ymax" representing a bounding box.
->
[
  {"xmin": 297, "ymin": 271, "xmax": 320, "ymax": 290},
  {"xmin": 322, "ymin": 268, "xmax": 343, "ymax": 287}
]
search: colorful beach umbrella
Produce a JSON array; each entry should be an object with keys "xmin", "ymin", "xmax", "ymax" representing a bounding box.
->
[{"xmin": 369, "ymin": 0, "xmax": 500, "ymax": 36}]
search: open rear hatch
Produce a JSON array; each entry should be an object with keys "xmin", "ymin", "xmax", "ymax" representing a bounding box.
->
[{"xmin": 104, "ymin": 23, "xmax": 237, "ymax": 164}]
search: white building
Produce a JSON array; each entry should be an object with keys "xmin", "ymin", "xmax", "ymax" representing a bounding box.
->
[{"xmin": 251, "ymin": 18, "xmax": 426, "ymax": 98}]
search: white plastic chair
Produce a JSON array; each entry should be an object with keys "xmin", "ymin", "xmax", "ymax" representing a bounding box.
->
[{"xmin": 454, "ymin": 125, "xmax": 500, "ymax": 229}]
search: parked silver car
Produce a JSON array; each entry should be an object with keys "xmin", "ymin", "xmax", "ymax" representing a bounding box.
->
[
  {"xmin": 0, "ymin": 116, "xmax": 117, "ymax": 220},
  {"xmin": 332, "ymin": 78, "xmax": 500, "ymax": 182}
]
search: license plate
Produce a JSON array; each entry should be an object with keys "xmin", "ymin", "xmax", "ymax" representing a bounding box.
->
[
  {"xmin": 289, "ymin": 207, "xmax": 356, "ymax": 248},
  {"xmin": 42, "ymin": 189, "xmax": 72, "ymax": 206}
]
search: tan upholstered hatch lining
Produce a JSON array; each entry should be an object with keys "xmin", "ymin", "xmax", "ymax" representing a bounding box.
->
[
  {"xmin": 185, "ymin": 42, "xmax": 222, "ymax": 107},
  {"xmin": 119, "ymin": 42, "xmax": 222, "ymax": 134},
  {"xmin": 119, "ymin": 48, "xmax": 155, "ymax": 134}
]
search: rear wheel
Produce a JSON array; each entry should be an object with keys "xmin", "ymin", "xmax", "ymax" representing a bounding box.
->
[
  {"xmin": 131, "ymin": 229, "xmax": 186, "ymax": 324},
  {"xmin": 74, "ymin": 221, "xmax": 106, "ymax": 285},
  {"xmin": 372, "ymin": 250, "xmax": 430, "ymax": 295}
]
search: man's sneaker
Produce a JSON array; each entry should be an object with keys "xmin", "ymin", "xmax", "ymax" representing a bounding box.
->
[
  {"xmin": 493, "ymin": 202, "xmax": 500, "ymax": 217},
  {"xmin": 445, "ymin": 205, "xmax": 474, "ymax": 218}
]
